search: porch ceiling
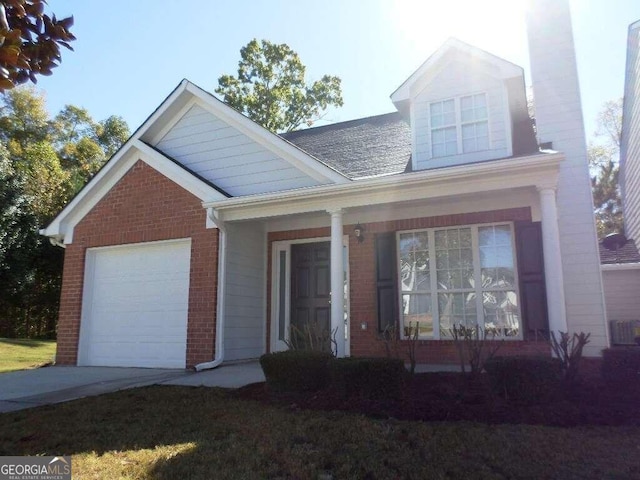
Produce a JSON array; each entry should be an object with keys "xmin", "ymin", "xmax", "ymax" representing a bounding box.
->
[{"xmin": 204, "ymin": 152, "xmax": 562, "ymax": 223}]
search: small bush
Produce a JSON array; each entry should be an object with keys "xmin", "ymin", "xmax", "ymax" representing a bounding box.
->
[
  {"xmin": 550, "ymin": 331, "xmax": 590, "ymax": 384},
  {"xmin": 602, "ymin": 348, "xmax": 640, "ymax": 389},
  {"xmin": 329, "ymin": 357, "xmax": 406, "ymax": 400},
  {"xmin": 448, "ymin": 325, "xmax": 503, "ymax": 377},
  {"xmin": 259, "ymin": 350, "xmax": 332, "ymax": 393},
  {"xmin": 484, "ymin": 356, "xmax": 562, "ymax": 405}
]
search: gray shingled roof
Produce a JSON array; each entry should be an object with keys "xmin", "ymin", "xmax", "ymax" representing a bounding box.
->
[
  {"xmin": 281, "ymin": 112, "xmax": 411, "ymax": 180},
  {"xmin": 600, "ymin": 238, "xmax": 640, "ymax": 264}
]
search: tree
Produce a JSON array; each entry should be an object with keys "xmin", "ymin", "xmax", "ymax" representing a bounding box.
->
[
  {"xmin": 588, "ymin": 98, "xmax": 623, "ymax": 238},
  {"xmin": 216, "ymin": 39, "xmax": 343, "ymax": 132},
  {"xmin": 0, "ymin": 86, "xmax": 129, "ymax": 338},
  {"xmin": 0, "ymin": 0, "xmax": 75, "ymax": 90},
  {"xmin": 54, "ymin": 106, "xmax": 130, "ymax": 190}
]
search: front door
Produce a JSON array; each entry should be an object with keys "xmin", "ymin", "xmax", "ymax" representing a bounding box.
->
[{"xmin": 290, "ymin": 242, "xmax": 332, "ymax": 352}]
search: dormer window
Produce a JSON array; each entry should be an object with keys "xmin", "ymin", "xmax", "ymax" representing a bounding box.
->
[{"xmin": 430, "ymin": 93, "xmax": 489, "ymax": 158}]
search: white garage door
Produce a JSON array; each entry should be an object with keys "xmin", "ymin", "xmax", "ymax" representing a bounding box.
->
[{"xmin": 78, "ymin": 239, "xmax": 191, "ymax": 368}]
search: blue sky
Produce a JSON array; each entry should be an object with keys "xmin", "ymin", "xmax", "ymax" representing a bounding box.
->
[{"xmin": 35, "ymin": 0, "xmax": 639, "ymax": 141}]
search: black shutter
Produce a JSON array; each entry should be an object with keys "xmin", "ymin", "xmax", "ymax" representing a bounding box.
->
[
  {"xmin": 375, "ymin": 232, "xmax": 398, "ymax": 332},
  {"xmin": 515, "ymin": 221, "xmax": 549, "ymax": 340}
]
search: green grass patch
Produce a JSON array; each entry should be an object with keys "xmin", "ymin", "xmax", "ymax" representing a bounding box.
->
[
  {"xmin": 0, "ymin": 386, "xmax": 638, "ymax": 479},
  {"xmin": 0, "ymin": 338, "xmax": 56, "ymax": 373}
]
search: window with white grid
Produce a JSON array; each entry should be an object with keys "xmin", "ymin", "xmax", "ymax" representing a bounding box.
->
[{"xmin": 430, "ymin": 93, "xmax": 490, "ymax": 157}]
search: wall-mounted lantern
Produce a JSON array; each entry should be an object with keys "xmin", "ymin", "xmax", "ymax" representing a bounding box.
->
[{"xmin": 354, "ymin": 223, "xmax": 365, "ymax": 243}]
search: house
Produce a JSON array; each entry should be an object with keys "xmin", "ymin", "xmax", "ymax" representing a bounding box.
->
[
  {"xmin": 42, "ymin": 0, "xmax": 609, "ymax": 369},
  {"xmin": 603, "ymin": 19, "xmax": 640, "ymax": 344}
]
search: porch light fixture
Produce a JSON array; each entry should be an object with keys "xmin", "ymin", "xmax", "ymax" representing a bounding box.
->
[{"xmin": 354, "ymin": 223, "xmax": 365, "ymax": 243}]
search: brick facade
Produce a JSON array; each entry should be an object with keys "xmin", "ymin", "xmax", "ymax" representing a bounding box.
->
[
  {"xmin": 267, "ymin": 207, "xmax": 551, "ymax": 363},
  {"xmin": 56, "ymin": 160, "xmax": 218, "ymax": 368}
]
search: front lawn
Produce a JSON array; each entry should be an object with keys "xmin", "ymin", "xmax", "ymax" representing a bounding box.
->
[
  {"xmin": 0, "ymin": 338, "xmax": 56, "ymax": 373},
  {"xmin": 0, "ymin": 386, "xmax": 638, "ymax": 479}
]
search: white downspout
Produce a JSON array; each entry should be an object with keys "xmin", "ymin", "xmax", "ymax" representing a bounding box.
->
[{"xmin": 195, "ymin": 207, "xmax": 227, "ymax": 371}]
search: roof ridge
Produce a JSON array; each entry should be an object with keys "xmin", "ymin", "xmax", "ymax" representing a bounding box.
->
[{"xmin": 281, "ymin": 111, "xmax": 402, "ymax": 137}]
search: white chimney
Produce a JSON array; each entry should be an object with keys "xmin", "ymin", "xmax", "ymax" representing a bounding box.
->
[{"xmin": 526, "ymin": 0, "xmax": 609, "ymax": 354}]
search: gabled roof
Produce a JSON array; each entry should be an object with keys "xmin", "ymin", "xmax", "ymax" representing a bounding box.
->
[
  {"xmin": 391, "ymin": 37, "xmax": 524, "ymax": 109},
  {"xmin": 42, "ymin": 79, "xmax": 352, "ymax": 244},
  {"xmin": 41, "ymin": 140, "xmax": 228, "ymax": 244},
  {"xmin": 141, "ymin": 80, "xmax": 350, "ymax": 186},
  {"xmin": 281, "ymin": 112, "xmax": 411, "ymax": 179}
]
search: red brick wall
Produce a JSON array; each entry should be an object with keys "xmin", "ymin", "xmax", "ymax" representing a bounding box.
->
[
  {"xmin": 267, "ymin": 207, "xmax": 551, "ymax": 363},
  {"xmin": 56, "ymin": 160, "xmax": 218, "ymax": 368}
]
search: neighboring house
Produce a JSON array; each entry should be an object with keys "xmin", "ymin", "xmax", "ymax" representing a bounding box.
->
[
  {"xmin": 604, "ymin": 18, "xmax": 640, "ymax": 344},
  {"xmin": 621, "ymin": 20, "xmax": 640, "ymax": 245},
  {"xmin": 42, "ymin": 0, "xmax": 608, "ymax": 369}
]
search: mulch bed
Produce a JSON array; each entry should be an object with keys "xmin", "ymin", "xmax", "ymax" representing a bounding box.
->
[{"xmin": 232, "ymin": 372, "xmax": 639, "ymax": 427}]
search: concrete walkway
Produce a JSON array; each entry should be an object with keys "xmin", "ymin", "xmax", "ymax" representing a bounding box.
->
[
  {"xmin": 0, "ymin": 361, "xmax": 457, "ymax": 413},
  {"xmin": 166, "ymin": 361, "xmax": 265, "ymax": 388},
  {"xmin": 0, "ymin": 362, "xmax": 264, "ymax": 413}
]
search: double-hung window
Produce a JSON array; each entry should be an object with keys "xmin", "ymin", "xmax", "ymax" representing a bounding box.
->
[
  {"xmin": 398, "ymin": 223, "xmax": 520, "ymax": 339},
  {"xmin": 430, "ymin": 93, "xmax": 489, "ymax": 157}
]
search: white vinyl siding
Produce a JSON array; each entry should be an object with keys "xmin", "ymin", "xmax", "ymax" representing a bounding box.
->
[
  {"xmin": 602, "ymin": 268, "xmax": 640, "ymax": 322},
  {"xmin": 398, "ymin": 223, "xmax": 520, "ymax": 339},
  {"xmin": 621, "ymin": 22, "xmax": 640, "ymax": 245},
  {"xmin": 156, "ymin": 105, "xmax": 326, "ymax": 196},
  {"xmin": 414, "ymin": 58, "xmax": 509, "ymax": 170},
  {"xmin": 528, "ymin": 0, "xmax": 609, "ymax": 354},
  {"xmin": 224, "ymin": 222, "xmax": 266, "ymax": 361}
]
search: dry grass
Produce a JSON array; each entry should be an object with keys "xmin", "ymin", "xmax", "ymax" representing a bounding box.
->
[
  {"xmin": 0, "ymin": 338, "xmax": 56, "ymax": 373},
  {"xmin": 0, "ymin": 385, "xmax": 639, "ymax": 479}
]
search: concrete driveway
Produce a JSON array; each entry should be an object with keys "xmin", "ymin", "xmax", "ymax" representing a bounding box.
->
[{"xmin": 0, "ymin": 362, "xmax": 265, "ymax": 413}]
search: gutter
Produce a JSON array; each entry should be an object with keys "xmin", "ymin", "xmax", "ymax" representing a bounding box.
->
[
  {"xmin": 601, "ymin": 262, "xmax": 640, "ymax": 271},
  {"xmin": 45, "ymin": 234, "xmax": 66, "ymax": 249},
  {"xmin": 203, "ymin": 151, "xmax": 564, "ymax": 211},
  {"xmin": 194, "ymin": 207, "xmax": 227, "ymax": 371}
]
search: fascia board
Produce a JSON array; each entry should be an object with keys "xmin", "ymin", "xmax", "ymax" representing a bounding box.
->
[
  {"xmin": 207, "ymin": 153, "xmax": 563, "ymax": 221},
  {"xmin": 132, "ymin": 140, "xmax": 227, "ymax": 201},
  {"xmin": 148, "ymin": 97, "xmax": 198, "ymax": 145},
  {"xmin": 42, "ymin": 81, "xmax": 193, "ymax": 238},
  {"xmin": 184, "ymin": 82, "xmax": 350, "ymax": 185},
  {"xmin": 45, "ymin": 150, "xmax": 140, "ymax": 243},
  {"xmin": 43, "ymin": 143, "xmax": 226, "ymax": 244},
  {"xmin": 601, "ymin": 262, "xmax": 640, "ymax": 271},
  {"xmin": 391, "ymin": 38, "xmax": 522, "ymax": 105}
]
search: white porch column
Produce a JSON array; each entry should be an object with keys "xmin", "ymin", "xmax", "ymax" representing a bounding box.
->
[
  {"xmin": 329, "ymin": 208, "xmax": 346, "ymax": 357},
  {"xmin": 538, "ymin": 186, "xmax": 568, "ymax": 333}
]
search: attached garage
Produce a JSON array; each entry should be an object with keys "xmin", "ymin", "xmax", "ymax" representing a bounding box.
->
[{"xmin": 77, "ymin": 239, "xmax": 191, "ymax": 368}]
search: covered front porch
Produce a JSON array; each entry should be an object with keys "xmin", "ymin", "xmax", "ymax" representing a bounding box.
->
[{"xmin": 207, "ymin": 153, "xmax": 565, "ymax": 363}]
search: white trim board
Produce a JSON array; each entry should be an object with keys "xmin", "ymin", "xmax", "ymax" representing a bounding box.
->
[
  {"xmin": 207, "ymin": 153, "xmax": 562, "ymax": 222},
  {"xmin": 42, "ymin": 78, "xmax": 351, "ymax": 245},
  {"xmin": 41, "ymin": 143, "xmax": 224, "ymax": 244}
]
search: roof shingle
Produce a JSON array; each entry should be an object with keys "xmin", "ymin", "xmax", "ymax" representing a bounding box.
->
[
  {"xmin": 599, "ymin": 238, "xmax": 640, "ymax": 264},
  {"xmin": 281, "ymin": 112, "xmax": 411, "ymax": 180}
]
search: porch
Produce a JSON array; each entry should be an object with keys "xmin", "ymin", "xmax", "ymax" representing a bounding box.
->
[{"xmin": 210, "ymin": 153, "xmax": 567, "ymax": 362}]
